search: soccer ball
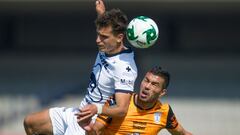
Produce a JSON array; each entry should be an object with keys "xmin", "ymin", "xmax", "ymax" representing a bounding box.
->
[{"xmin": 126, "ymin": 16, "xmax": 159, "ymax": 49}]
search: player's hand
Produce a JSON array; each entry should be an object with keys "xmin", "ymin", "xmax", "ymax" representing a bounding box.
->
[
  {"xmin": 78, "ymin": 104, "xmax": 98, "ymax": 119},
  {"xmin": 75, "ymin": 110, "xmax": 92, "ymax": 129},
  {"xmin": 75, "ymin": 110, "xmax": 92, "ymax": 123},
  {"xmin": 96, "ymin": 0, "xmax": 105, "ymax": 16}
]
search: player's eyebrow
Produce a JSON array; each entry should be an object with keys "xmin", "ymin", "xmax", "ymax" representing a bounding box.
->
[
  {"xmin": 96, "ymin": 30, "xmax": 109, "ymax": 37},
  {"xmin": 145, "ymin": 76, "xmax": 160, "ymax": 86},
  {"xmin": 152, "ymin": 81, "xmax": 160, "ymax": 86}
]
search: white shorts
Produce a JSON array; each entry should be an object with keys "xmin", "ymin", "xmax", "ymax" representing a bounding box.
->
[{"xmin": 49, "ymin": 107, "xmax": 85, "ymax": 135}]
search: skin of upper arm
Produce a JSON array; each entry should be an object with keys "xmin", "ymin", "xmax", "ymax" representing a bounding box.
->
[
  {"xmin": 167, "ymin": 124, "xmax": 192, "ymax": 135},
  {"xmin": 102, "ymin": 92, "xmax": 131, "ymax": 117}
]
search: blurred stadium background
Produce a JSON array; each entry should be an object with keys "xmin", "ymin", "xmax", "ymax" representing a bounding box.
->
[{"xmin": 0, "ymin": 0, "xmax": 240, "ymax": 135}]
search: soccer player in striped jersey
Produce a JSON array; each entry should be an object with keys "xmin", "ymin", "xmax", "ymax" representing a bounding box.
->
[
  {"xmin": 23, "ymin": 1, "xmax": 137, "ymax": 135},
  {"xmin": 89, "ymin": 66, "xmax": 192, "ymax": 135}
]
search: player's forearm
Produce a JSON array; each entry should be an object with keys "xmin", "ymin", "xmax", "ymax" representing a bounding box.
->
[
  {"xmin": 168, "ymin": 124, "xmax": 192, "ymax": 135},
  {"xmin": 100, "ymin": 92, "xmax": 131, "ymax": 117},
  {"xmin": 102, "ymin": 104, "xmax": 128, "ymax": 117},
  {"xmin": 181, "ymin": 129, "xmax": 192, "ymax": 135}
]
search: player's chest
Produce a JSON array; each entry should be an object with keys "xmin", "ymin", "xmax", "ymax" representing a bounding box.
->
[
  {"xmin": 113, "ymin": 111, "xmax": 165, "ymax": 134},
  {"xmin": 92, "ymin": 58, "xmax": 114, "ymax": 85},
  {"xmin": 125, "ymin": 111, "xmax": 165, "ymax": 128}
]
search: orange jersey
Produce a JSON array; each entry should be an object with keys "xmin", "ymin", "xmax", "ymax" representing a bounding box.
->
[{"xmin": 96, "ymin": 93, "xmax": 179, "ymax": 135}]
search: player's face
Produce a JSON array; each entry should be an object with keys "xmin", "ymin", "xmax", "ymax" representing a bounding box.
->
[
  {"xmin": 139, "ymin": 72, "xmax": 166, "ymax": 103},
  {"xmin": 96, "ymin": 26, "xmax": 122, "ymax": 55}
]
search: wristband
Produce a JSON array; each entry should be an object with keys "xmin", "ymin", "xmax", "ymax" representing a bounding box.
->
[{"xmin": 95, "ymin": 104, "xmax": 103, "ymax": 114}]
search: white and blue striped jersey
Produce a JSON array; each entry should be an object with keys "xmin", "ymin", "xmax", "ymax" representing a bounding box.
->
[{"xmin": 80, "ymin": 48, "xmax": 137, "ymax": 107}]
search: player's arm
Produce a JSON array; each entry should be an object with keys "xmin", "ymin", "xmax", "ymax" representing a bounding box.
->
[
  {"xmin": 102, "ymin": 91, "xmax": 131, "ymax": 117},
  {"xmin": 165, "ymin": 105, "xmax": 192, "ymax": 135},
  {"xmin": 79, "ymin": 92, "xmax": 131, "ymax": 119},
  {"xmin": 85, "ymin": 98, "xmax": 119, "ymax": 135},
  {"xmin": 167, "ymin": 124, "xmax": 192, "ymax": 135},
  {"xmin": 96, "ymin": 0, "xmax": 105, "ymax": 16}
]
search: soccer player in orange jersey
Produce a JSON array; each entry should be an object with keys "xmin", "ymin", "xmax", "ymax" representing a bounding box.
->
[{"xmin": 88, "ymin": 66, "xmax": 192, "ymax": 135}]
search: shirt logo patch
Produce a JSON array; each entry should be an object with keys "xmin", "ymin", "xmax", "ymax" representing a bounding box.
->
[
  {"xmin": 126, "ymin": 66, "xmax": 131, "ymax": 72},
  {"xmin": 120, "ymin": 79, "xmax": 134, "ymax": 86},
  {"xmin": 154, "ymin": 112, "xmax": 161, "ymax": 124},
  {"xmin": 132, "ymin": 121, "xmax": 146, "ymax": 130}
]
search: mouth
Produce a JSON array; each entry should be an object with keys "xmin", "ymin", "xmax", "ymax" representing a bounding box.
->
[
  {"xmin": 98, "ymin": 46, "xmax": 104, "ymax": 49},
  {"xmin": 140, "ymin": 90, "xmax": 148, "ymax": 99}
]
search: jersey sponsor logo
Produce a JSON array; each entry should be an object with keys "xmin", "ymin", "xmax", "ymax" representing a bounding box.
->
[
  {"xmin": 154, "ymin": 112, "xmax": 161, "ymax": 124},
  {"xmin": 132, "ymin": 121, "xmax": 146, "ymax": 130},
  {"xmin": 120, "ymin": 79, "xmax": 134, "ymax": 86},
  {"xmin": 121, "ymin": 79, "xmax": 125, "ymax": 83},
  {"xmin": 128, "ymin": 133, "xmax": 140, "ymax": 135}
]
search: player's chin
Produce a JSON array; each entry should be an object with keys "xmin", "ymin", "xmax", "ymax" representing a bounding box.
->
[
  {"xmin": 98, "ymin": 47, "xmax": 106, "ymax": 52},
  {"xmin": 139, "ymin": 96, "xmax": 149, "ymax": 103}
]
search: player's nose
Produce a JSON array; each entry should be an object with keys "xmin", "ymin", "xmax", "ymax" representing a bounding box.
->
[
  {"xmin": 144, "ymin": 82, "xmax": 151, "ymax": 90},
  {"xmin": 96, "ymin": 35, "xmax": 102, "ymax": 44}
]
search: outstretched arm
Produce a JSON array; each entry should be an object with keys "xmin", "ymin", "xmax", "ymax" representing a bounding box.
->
[
  {"xmin": 102, "ymin": 92, "xmax": 131, "ymax": 117},
  {"xmin": 78, "ymin": 93, "xmax": 131, "ymax": 133},
  {"xmin": 96, "ymin": 0, "xmax": 105, "ymax": 16},
  {"xmin": 78, "ymin": 92, "xmax": 131, "ymax": 119},
  {"xmin": 167, "ymin": 124, "xmax": 192, "ymax": 135}
]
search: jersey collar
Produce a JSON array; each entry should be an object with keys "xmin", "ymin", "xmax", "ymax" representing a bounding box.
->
[{"xmin": 105, "ymin": 46, "xmax": 133, "ymax": 57}]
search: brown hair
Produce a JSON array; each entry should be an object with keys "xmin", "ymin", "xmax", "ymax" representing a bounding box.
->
[
  {"xmin": 149, "ymin": 66, "xmax": 170, "ymax": 89},
  {"xmin": 95, "ymin": 8, "xmax": 128, "ymax": 36}
]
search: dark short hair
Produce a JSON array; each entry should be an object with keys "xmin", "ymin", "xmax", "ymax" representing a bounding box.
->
[
  {"xmin": 149, "ymin": 66, "xmax": 170, "ymax": 89},
  {"xmin": 95, "ymin": 8, "xmax": 128, "ymax": 36}
]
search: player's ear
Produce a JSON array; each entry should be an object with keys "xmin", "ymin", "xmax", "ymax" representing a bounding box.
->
[
  {"xmin": 160, "ymin": 89, "xmax": 167, "ymax": 97},
  {"xmin": 116, "ymin": 33, "xmax": 124, "ymax": 42}
]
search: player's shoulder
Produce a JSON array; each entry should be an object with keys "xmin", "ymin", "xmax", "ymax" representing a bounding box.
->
[
  {"xmin": 116, "ymin": 48, "xmax": 135, "ymax": 62},
  {"xmin": 106, "ymin": 47, "xmax": 137, "ymax": 76},
  {"xmin": 119, "ymin": 47, "xmax": 135, "ymax": 61},
  {"xmin": 111, "ymin": 54, "xmax": 137, "ymax": 74},
  {"xmin": 112, "ymin": 61, "xmax": 137, "ymax": 78},
  {"xmin": 157, "ymin": 102, "xmax": 171, "ymax": 112}
]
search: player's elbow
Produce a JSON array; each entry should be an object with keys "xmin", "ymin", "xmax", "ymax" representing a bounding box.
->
[
  {"xmin": 117, "ymin": 106, "xmax": 128, "ymax": 117},
  {"xmin": 23, "ymin": 115, "xmax": 34, "ymax": 134}
]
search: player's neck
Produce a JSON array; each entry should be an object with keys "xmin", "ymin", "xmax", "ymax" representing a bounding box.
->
[
  {"xmin": 106, "ymin": 44, "xmax": 127, "ymax": 55},
  {"xmin": 135, "ymin": 94, "xmax": 156, "ymax": 110}
]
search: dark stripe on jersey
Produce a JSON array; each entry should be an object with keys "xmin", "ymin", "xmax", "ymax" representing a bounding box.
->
[
  {"xmin": 166, "ymin": 105, "xmax": 179, "ymax": 129},
  {"xmin": 115, "ymin": 89, "xmax": 133, "ymax": 94},
  {"xmin": 98, "ymin": 115, "xmax": 112, "ymax": 124},
  {"xmin": 85, "ymin": 97, "xmax": 105, "ymax": 104}
]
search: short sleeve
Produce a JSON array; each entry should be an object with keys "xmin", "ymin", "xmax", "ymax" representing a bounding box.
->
[
  {"xmin": 165, "ymin": 105, "xmax": 179, "ymax": 129},
  {"xmin": 114, "ymin": 64, "xmax": 137, "ymax": 92}
]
